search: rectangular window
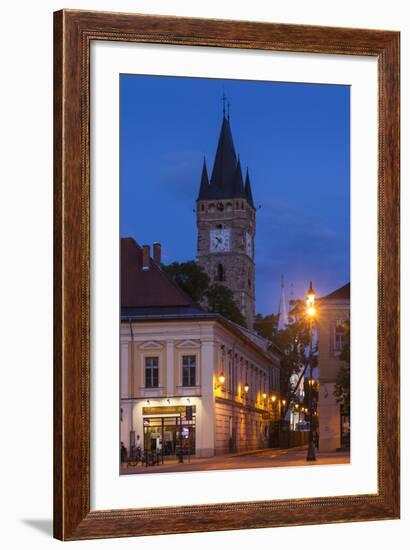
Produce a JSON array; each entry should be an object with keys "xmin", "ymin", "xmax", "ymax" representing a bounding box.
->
[
  {"xmin": 335, "ymin": 322, "xmax": 346, "ymax": 352},
  {"xmin": 182, "ymin": 355, "xmax": 196, "ymax": 387},
  {"xmin": 145, "ymin": 356, "xmax": 159, "ymax": 388}
]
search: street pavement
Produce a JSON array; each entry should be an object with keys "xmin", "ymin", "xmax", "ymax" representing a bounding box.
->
[{"xmin": 121, "ymin": 446, "xmax": 350, "ymax": 475}]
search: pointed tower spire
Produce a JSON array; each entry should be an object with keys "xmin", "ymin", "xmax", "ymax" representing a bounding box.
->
[
  {"xmin": 197, "ymin": 158, "xmax": 210, "ymax": 200},
  {"xmin": 244, "ymin": 167, "xmax": 255, "ymax": 208},
  {"xmin": 209, "ymin": 114, "xmax": 237, "ymax": 192},
  {"xmin": 200, "ymin": 100, "xmax": 255, "ymax": 204},
  {"xmin": 277, "ymin": 274, "xmax": 289, "ymax": 331}
]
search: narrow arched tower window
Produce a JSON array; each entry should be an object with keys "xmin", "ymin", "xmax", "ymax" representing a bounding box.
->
[{"xmin": 217, "ymin": 263, "xmax": 225, "ymax": 282}]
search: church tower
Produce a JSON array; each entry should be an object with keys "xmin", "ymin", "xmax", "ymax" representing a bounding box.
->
[{"xmin": 196, "ymin": 108, "xmax": 256, "ymax": 329}]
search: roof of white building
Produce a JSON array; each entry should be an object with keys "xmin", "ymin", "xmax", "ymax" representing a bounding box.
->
[{"xmin": 121, "ymin": 237, "xmax": 281, "ymax": 362}]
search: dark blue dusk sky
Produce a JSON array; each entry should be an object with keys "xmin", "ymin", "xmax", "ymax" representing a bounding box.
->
[{"xmin": 120, "ymin": 74, "xmax": 350, "ymax": 316}]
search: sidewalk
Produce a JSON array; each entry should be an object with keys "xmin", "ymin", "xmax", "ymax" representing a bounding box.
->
[{"xmin": 121, "ymin": 445, "xmax": 349, "ymax": 475}]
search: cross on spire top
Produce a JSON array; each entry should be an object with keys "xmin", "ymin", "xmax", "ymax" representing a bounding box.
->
[{"xmin": 221, "ymin": 92, "xmax": 227, "ymax": 117}]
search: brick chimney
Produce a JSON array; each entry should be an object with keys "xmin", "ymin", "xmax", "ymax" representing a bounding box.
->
[
  {"xmin": 153, "ymin": 242, "xmax": 161, "ymax": 267},
  {"xmin": 142, "ymin": 245, "xmax": 150, "ymax": 270}
]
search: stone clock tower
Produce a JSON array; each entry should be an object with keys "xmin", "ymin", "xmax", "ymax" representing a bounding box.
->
[{"xmin": 196, "ymin": 111, "xmax": 256, "ymax": 329}]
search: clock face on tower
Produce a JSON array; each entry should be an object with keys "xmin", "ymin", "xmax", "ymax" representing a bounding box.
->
[{"xmin": 210, "ymin": 228, "xmax": 230, "ymax": 252}]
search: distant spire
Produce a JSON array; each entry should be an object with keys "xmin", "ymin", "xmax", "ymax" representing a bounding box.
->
[
  {"xmin": 227, "ymin": 100, "xmax": 230, "ymax": 120},
  {"xmin": 197, "ymin": 158, "xmax": 210, "ymax": 200},
  {"xmin": 277, "ymin": 274, "xmax": 289, "ymax": 331},
  {"xmin": 244, "ymin": 167, "xmax": 255, "ymax": 208},
  {"xmin": 288, "ymin": 283, "xmax": 295, "ymax": 323}
]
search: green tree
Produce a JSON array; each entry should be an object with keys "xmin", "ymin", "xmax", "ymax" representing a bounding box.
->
[
  {"xmin": 163, "ymin": 261, "xmax": 246, "ymax": 326},
  {"xmin": 205, "ymin": 284, "xmax": 246, "ymax": 327},
  {"xmin": 333, "ymin": 321, "xmax": 350, "ymax": 413},
  {"xmin": 163, "ymin": 261, "xmax": 209, "ymax": 303},
  {"xmin": 253, "ymin": 314, "xmax": 310, "ymax": 404},
  {"xmin": 273, "ymin": 319, "xmax": 310, "ymax": 404},
  {"xmin": 253, "ymin": 313, "xmax": 278, "ymax": 340}
]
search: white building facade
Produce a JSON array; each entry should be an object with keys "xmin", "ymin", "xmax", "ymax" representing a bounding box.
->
[{"xmin": 120, "ymin": 316, "xmax": 281, "ymax": 459}]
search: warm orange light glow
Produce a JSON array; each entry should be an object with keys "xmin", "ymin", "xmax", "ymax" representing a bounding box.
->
[
  {"xmin": 295, "ymin": 404, "xmax": 299, "ymax": 409},
  {"xmin": 282, "ymin": 399, "xmax": 286, "ymax": 406},
  {"xmin": 307, "ymin": 306, "xmax": 316, "ymax": 317},
  {"xmin": 262, "ymin": 392, "xmax": 267, "ymax": 399},
  {"xmin": 244, "ymin": 383, "xmax": 249, "ymax": 393},
  {"xmin": 306, "ymin": 282, "xmax": 316, "ymax": 316},
  {"xmin": 218, "ymin": 372, "xmax": 225, "ymax": 385},
  {"xmin": 306, "ymin": 293, "xmax": 315, "ymax": 306},
  {"xmin": 271, "ymin": 395, "xmax": 276, "ymax": 403}
]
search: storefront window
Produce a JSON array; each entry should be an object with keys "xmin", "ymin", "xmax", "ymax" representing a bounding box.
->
[
  {"xmin": 182, "ymin": 355, "xmax": 196, "ymax": 386},
  {"xmin": 143, "ymin": 415, "xmax": 196, "ymax": 458}
]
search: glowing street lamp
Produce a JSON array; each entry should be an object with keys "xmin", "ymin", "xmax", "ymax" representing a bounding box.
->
[
  {"xmin": 306, "ymin": 281, "xmax": 317, "ymax": 462},
  {"xmin": 306, "ymin": 281, "xmax": 316, "ymax": 318},
  {"xmin": 215, "ymin": 372, "xmax": 225, "ymax": 390},
  {"xmin": 244, "ymin": 382, "xmax": 249, "ymax": 394}
]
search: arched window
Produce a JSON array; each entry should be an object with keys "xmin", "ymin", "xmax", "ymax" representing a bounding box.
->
[{"xmin": 216, "ymin": 263, "xmax": 225, "ymax": 282}]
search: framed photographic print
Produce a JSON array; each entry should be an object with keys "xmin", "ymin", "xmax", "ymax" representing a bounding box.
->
[{"xmin": 54, "ymin": 9, "xmax": 400, "ymax": 541}]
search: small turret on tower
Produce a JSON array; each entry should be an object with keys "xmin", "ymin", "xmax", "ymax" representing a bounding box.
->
[
  {"xmin": 197, "ymin": 158, "xmax": 210, "ymax": 200},
  {"xmin": 244, "ymin": 168, "xmax": 255, "ymax": 208}
]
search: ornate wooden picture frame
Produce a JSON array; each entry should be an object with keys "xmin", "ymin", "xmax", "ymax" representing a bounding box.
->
[{"xmin": 54, "ymin": 9, "xmax": 400, "ymax": 541}]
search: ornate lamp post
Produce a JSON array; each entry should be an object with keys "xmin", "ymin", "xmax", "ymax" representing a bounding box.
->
[
  {"xmin": 306, "ymin": 281, "xmax": 317, "ymax": 462},
  {"xmin": 271, "ymin": 394, "xmax": 277, "ymax": 417}
]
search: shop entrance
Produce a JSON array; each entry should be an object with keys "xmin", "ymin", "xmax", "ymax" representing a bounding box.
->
[{"xmin": 143, "ymin": 415, "xmax": 196, "ymax": 460}]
